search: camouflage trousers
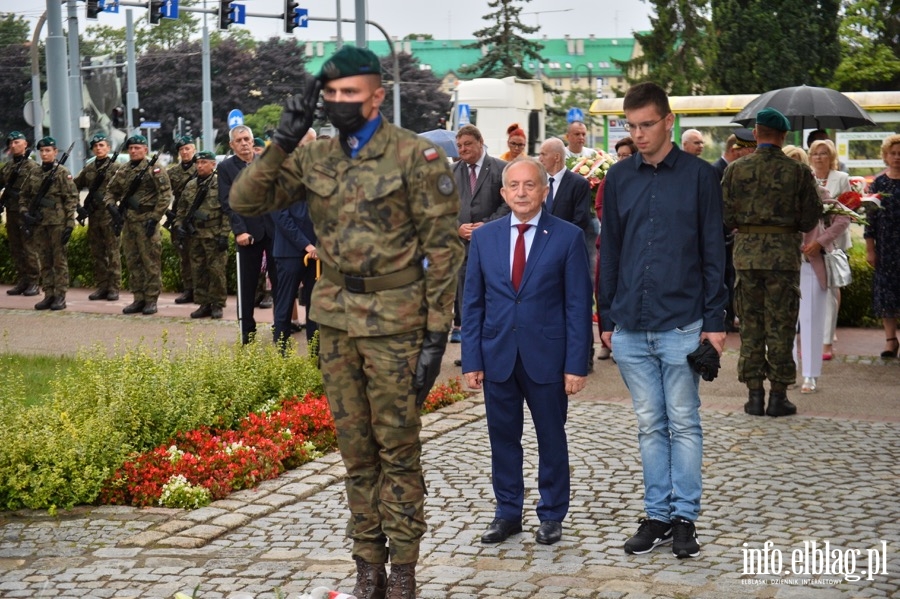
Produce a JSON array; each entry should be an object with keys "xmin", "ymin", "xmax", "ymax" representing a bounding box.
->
[
  {"xmin": 188, "ymin": 236, "xmax": 227, "ymax": 307},
  {"xmin": 87, "ymin": 217, "xmax": 121, "ymax": 292},
  {"xmin": 32, "ymin": 224, "xmax": 68, "ymax": 296},
  {"xmin": 319, "ymin": 325, "xmax": 426, "ymax": 566},
  {"xmin": 122, "ymin": 219, "xmax": 161, "ymax": 302},
  {"xmin": 5, "ymin": 208, "xmax": 40, "ymax": 285},
  {"xmin": 734, "ymin": 269, "xmax": 800, "ymax": 386},
  {"xmin": 178, "ymin": 234, "xmax": 193, "ymax": 291}
]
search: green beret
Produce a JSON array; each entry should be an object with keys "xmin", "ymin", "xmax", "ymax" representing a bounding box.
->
[
  {"xmin": 6, "ymin": 131, "xmax": 26, "ymax": 146},
  {"xmin": 125, "ymin": 134, "xmax": 148, "ymax": 147},
  {"xmin": 195, "ymin": 150, "xmax": 216, "ymax": 161},
  {"xmin": 319, "ymin": 45, "xmax": 382, "ymax": 83},
  {"xmin": 175, "ymin": 135, "xmax": 193, "ymax": 149},
  {"xmin": 89, "ymin": 133, "xmax": 108, "ymax": 148},
  {"xmin": 253, "ymin": 137, "xmax": 266, "ymax": 148},
  {"xmin": 36, "ymin": 136, "xmax": 57, "ymax": 149},
  {"xmin": 755, "ymin": 107, "xmax": 791, "ymax": 132}
]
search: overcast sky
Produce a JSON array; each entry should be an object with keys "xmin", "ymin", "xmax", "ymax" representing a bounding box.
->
[{"xmin": 2, "ymin": 0, "xmax": 652, "ymax": 42}]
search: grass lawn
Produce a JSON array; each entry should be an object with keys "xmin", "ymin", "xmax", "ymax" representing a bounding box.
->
[{"xmin": 0, "ymin": 353, "xmax": 77, "ymax": 407}]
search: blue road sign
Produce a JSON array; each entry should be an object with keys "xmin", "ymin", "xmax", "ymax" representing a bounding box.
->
[
  {"xmin": 228, "ymin": 109, "xmax": 244, "ymax": 129},
  {"xmin": 142, "ymin": 121, "xmax": 162, "ymax": 129},
  {"xmin": 161, "ymin": 0, "xmax": 179, "ymax": 19},
  {"xmin": 458, "ymin": 103, "xmax": 471, "ymax": 126},
  {"xmin": 295, "ymin": 8, "xmax": 309, "ymax": 28},
  {"xmin": 231, "ymin": 3, "xmax": 247, "ymax": 25},
  {"xmin": 566, "ymin": 107, "xmax": 585, "ymax": 124},
  {"xmin": 102, "ymin": 0, "xmax": 120, "ymax": 14}
]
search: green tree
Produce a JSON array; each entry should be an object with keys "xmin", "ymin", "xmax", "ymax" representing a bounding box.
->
[
  {"xmin": 0, "ymin": 12, "xmax": 29, "ymax": 46},
  {"xmin": 710, "ymin": 0, "xmax": 841, "ymax": 93},
  {"xmin": 243, "ymin": 104, "xmax": 284, "ymax": 140},
  {"xmin": 830, "ymin": 0, "xmax": 900, "ymax": 91},
  {"xmin": 546, "ymin": 88, "xmax": 604, "ymax": 141},
  {"xmin": 0, "ymin": 14, "xmax": 33, "ymax": 139},
  {"xmin": 380, "ymin": 53, "xmax": 451, "ymax": 133},
  {"xmin": 614, "ymin": 0, "xmax": 712, "ymax": 96},
  {"xmin": 136, "ymin": 0, "xmax": 201, "ymax": 50},
  {"xmin": 458, "ymin": 0, "xmax": 544, "ymax": 81},
  {"xmin": 81, "ymin": 24, "xmax": 127, "ymax": 57}
]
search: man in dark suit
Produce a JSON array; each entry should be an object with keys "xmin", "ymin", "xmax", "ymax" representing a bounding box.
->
[
  {"xmin": 218, "ymin": 124, "xmax": 279, "ymax": 344},
  {"xmin": 462, "ymin": 158, "xmax": 593, "ymax": 547}
]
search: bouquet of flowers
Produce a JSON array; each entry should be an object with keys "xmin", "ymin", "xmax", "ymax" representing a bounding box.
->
[
  {"xmin": 565, "ymin": 151, "xmax": 616, "ymax": 189},
  {"xmin": 822, "ymin": 186, "xmax": 882, "ymax": 227}
]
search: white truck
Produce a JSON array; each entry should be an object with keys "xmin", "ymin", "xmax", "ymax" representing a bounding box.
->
[{"xmin": 452, "ymin": 76, "xmax": 545, "ymax": 157}]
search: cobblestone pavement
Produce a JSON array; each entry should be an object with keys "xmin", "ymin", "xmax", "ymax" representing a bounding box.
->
[{"xmin": 2, "ymin": 396, "xmax": 898, "ymax": 599}]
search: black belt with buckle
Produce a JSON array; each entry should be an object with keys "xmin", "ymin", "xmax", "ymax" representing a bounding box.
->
[{"xmin": 322, "ymin": 263, "xmax": 423, "ymax": 294}]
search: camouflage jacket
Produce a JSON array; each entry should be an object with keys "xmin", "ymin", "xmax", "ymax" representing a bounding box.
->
[
  {"xmin": 0, "ymin": 155, "xmax": 40, "ymax": 212},
  {"xmin": 103, "ymin": 157, "xmax": 173, "ymax": 223},
  {"xmin": 74, "ymin": 157, "xmax": 122, "ymax": 217},
  {"xmin": 722, "ymin": 146, "xmax": 822, "ymax": 271},
  {"xmin": 20, "ymin": 163, "xmax": 79, "ymax": 227},
  {"xmin": 167, "ymin": 159, "xmax": 198, "ymax": 205},
  {"xmin": 230, "ymin": 119, "xmax": 465, "ymax": 337},
  {"xmin": 175, "ymin": 172, "xmax": 229, "ymax": 239}
]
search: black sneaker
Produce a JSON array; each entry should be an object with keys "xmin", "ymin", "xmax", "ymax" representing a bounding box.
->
[
  {"xmin": 624, "ymin": 518, "xmax": 672, "ymax": 554},
  {"xmin": 671, "ymin": 517, "xmax": 700, "ymax": 558}
]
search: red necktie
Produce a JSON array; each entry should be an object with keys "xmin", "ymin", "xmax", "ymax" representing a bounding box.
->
[
  {"xmin": 469, "ymin": 163, "xmax": 478, "ymax": 194},
  {"xmin": 512, "ymin": 223, "xmax": 531, "ymax": 291}
]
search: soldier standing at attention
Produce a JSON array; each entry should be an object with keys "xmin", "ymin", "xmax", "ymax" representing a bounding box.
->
[
  {"xmin": 230, "ymin": 46, "xmax": 464, "ymax": 599},
  {"xmin": 74, "ymin": 133, "xmax": 122, "ymax": 301},
  {"xmin": 103, "ymin": 134, "xmax": 173, "ymax": 315},
  {"xmin": 167, "ymin": 135, "xmax": 198, "ymax": 305},
  {"xmin": 722, "ymin": 108, "xmax": 822, "ymax": 417},
  {"xmin": 1, "ymin": 132, "xmax": 41, "ymax": 297},
  {"xmin": 174, "ymin": 150, "xmax": 229, "ymax": 319},
  {"xmin": 20, "ymin": 137, "xmax": 78, "ymax": 311}
]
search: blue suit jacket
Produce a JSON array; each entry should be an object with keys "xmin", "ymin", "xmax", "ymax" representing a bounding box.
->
[
  {"xmin": 461, "ymin": 210, "xmax": 593, "ymax": 384},
  {"xmin": 273, "ymin": 201, "xmax": 316, "ymax": 259}
]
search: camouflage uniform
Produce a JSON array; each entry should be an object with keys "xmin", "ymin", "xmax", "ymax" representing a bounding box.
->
[
  {"xmin": 1, "ymin": 154, "xmax": 41, "ymax": 291},
  {"xmin": 20, "ymin": 160, "xmax": 78, "ymax": 300},
  {"xmin": 230, "ymin": 119, "xmax": 464, "ymax": 566},
  {"xmin": 74, "ymin": 156, "xmax": 122, "ymax": 294},
  {"xmin": 722, "ymin": 146, "xmax": 822, "ymax": 387},
  {"xmin": 175, "ymin": 171, "xmax": 229, "ymax": 310},
  {"xmin": 103, "ymin": 158, "xmax": 172, "ymax": 304},
  {"xmin": 167, "ymin": 158, "xmax": 197, "ymax": 295}
]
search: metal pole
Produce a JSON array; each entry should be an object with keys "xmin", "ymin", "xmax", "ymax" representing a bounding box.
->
[
  {"xmin": 125, "ymin": 10, "xmax": 139, "ymax": 131},
  {"xmin": 30, "ymin": 12, "xmax": 47, "ymax": 144},
  {"xmin": 202, "ymin": 2, "xmax": 214, "ymax": 151},
  {"xmin": 355, "ymin": 0, "xmax": 366, "ymax": 48},
  {"xmin": 335, "ymin": 0, "xmax": 342, "ymax": 49},
  {"xmin": 66, "ymin": 0, "xmax": 85, "ymax": 173},
  {"xmin": 45, "ymin": 0, "xmax": 71, "ymax": 151}
]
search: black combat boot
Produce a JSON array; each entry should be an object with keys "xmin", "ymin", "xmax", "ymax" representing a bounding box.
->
[
  {"xmin": 210, "ymin": 305, "xmax": 223, "ymax": 319},
  {"xmin": 6, "ymin": 281, "xmax": 27, "ymax": 295},
  {"xmin": 191, "ymin": 304, "xmax": 212, "ymax": 319},
  {"xmin": 386, "ymin": 562, "xmax": 416, "ymax": 599},
  {"xmin": 50, "ymin": 294, "xmax": 66, "ymax": 311},
  {"xmin": 352, "ymin": 557, "xmax": 387, "ymax": 599},
  {"xmin": 88, "ymin": 288, "xmax": 108, "ymax": 300},
  {"xmin": 122, "ymin": 300, "xmax": 146, "ymax": 314},
  {"xmin": 766, "ymin": 390, "xmax": 797, "ymax": 417},
  {"xmin": 744, "ymin": 389, "xmax": 765, "ymax": 416},
  {"xmin": 106, "ymin": 289, "xmax": 119, "ymax": 301},
  {"xmin": 22, "ymin": 284, "xmax": 40, "ymax": 296},
  {"xmin": 34, "ymin": 295, "xmax": 54, "ymax": 310},
  {"xmin": 142, "ymin": 300, "xmax": 158, "ymax": 315},
  {"xmin": 174, "ymin": 289, "xmax": 194, "ymax": 304}
]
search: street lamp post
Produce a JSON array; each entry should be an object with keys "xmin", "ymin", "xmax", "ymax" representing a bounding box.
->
[{"xmin": 571, "ymin": 64, "xmax": 596, "ymax": 148}]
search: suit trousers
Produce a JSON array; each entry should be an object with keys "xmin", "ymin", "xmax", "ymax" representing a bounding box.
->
[
  {"xmin": 272, "ymin": 255, "xmax": 318, "ymax": 349},
  {"xmin": 237, "ymin": 237, "xmax": 277, "ymax": 343},
  {"xmin": 483, "ymin": 353, "xmax": 570, "ymax": 523}
]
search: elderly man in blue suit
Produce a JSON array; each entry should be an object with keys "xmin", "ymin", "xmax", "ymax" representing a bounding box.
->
[{"xmin": 462, "ymin": 157, "xmax": 593, "ymax": 546}]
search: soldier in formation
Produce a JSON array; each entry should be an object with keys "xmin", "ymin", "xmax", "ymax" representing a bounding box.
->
[
  {"xmin": 1, "ymin": 131, "xmax": 41, "ymax": 296},
  {"xmin": 174, "ymin": 150, "xmax": 229, "ymax": 319},
  {"xmin": 103, "ymin": 134, "xmax": 173, "ymax": 315},
  {"xmin": 20, "ymin": 137, "xmax": 79, "ymax": 311},
  {"xmin": 167, "ymin": 135, "xmax": 198, "ymax": 305},
  {"xmin": 74, "ymin": 133, "xmax": 122, "ymax": 301}
]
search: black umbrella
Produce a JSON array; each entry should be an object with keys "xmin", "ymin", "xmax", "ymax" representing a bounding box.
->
[{"xmin": 732, "ymin": 85, "xmax": 876, "ymax": 130}]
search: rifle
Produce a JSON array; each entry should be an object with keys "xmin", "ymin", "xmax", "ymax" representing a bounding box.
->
[
  {"xmin": 109, "ymin": 152, "xmax": 160, "ymax": 236},
  {"xmin": 23, "ymin": 142, "xmax": 76, "ymax": 236},
  {"xmin": 76, "ymin": 142, "xmax": 124, "ymax": 226},
  {"xmin": 162, "ymin": 168, "xmax": 198, "ymax": 232},
  {"xmin": 0, "ymin": 144, "xmax": 33, "ymax": 211},
  {"xmin": 174, "ymin": 170, "xmax": 217, "ymax": 245}
]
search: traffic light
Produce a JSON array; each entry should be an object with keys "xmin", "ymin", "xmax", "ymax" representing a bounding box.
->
[
  {"xmin": 111, "ymin": 106, "xmax": 124, "ymax": 129},
  {"xmin": 86, "ymin": 0, "xmax": 101, "ymax": 20},
  {"xmin": 284, "ymin": 1, "xmax": 300, "ymax": 34},
  {"xmin": 131, "ymin": 107, "xmax": 145, "ymax": 127},
  {"xmin": 149, "ymin": 0, "xmax": 164, "ymax": 25},
  {"xmin": 219, "ymin": 1, "xmax": 235, "ymax": 31}
]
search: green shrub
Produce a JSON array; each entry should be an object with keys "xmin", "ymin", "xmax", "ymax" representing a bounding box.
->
[
  {"xmin": 838, "ymin": 244, "xmax": 877, "ymax": 327},
  {"xmin": 0, "ymin": 333, "xmax": 322, "ymax": 510}
]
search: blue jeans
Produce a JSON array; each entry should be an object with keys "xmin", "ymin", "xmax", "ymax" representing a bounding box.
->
[{"xmin": 613, "ymin": 320, "xmax": 703, "ymax": 522}]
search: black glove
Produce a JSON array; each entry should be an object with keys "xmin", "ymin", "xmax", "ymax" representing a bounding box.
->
[
  {"xmin": 76, "ymin": 205, "xmax": 89, "ymax": 226},
  {"xmin": 687, "ymin": 339, "xmax": 720, "ymax": 382},
  {"xmin": 144, "ymin": 219, "xmax": 157, "ymax": 238},
  {"xmin": 271, "ymin": 78, "xmax": 321, "ymax": 153},
  {"xmin": 216, "ymin": 235, "xmax": 229, "ymax": 252},
  {"xmin": 413, "ymin": 331, "xmax": 448, "ymax": 408},
  {"xmin": 61, "ymin": 226, "xmax": 73, "ymax": 246},
  {"xmin": 107, "ymin": 204, "xmax": 124, "ymax": 236},
  {"xmin": 23, "ymin": 212, "xmax": 39, "ymax": 228}
]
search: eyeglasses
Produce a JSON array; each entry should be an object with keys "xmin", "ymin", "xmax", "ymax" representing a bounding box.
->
[
  {"xmin": 623, "ymin": 116, "xmax": 666, "ymax": 132},
  {"xmin": 508, "ymin": 142, "xmax": 526, "ymax": 149},
  {"xmin": 616, "ymin": 152, "xmax": 632, "ymax": 159}
]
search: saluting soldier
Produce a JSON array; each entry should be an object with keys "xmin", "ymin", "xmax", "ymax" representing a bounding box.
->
[
  {"xmin": 19, "ymin": 137, "xmax": 78, "ymax": 311},
  {"xmin": 174, "ymin": 150, "xmax": 230, "ymax": 319},
  {"xmin": 167, "ymin": 135, "xmax": 198, "ymax": 304},
  {"xmin": 74, "ymin": 133, "xmax": 122, "ymax": 301},
  {"xmin": 103, "ymin": 134, "xmax": 173, "ymax": 315},
  {"xmin": 1, "ymin": 131, "xmax": 41, "ymax": 296},
  {"xmin": 230, "ymin": 46, "xmax": 464, "ymax": 599}
]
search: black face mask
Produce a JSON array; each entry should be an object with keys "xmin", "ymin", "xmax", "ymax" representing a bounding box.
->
[{"xmin": 324, "ymin": 100, "xmax": 369, "ymax": 134}]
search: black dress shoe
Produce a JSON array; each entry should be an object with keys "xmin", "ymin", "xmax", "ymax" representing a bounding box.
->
[
  {"xmin": 535, "ymin": 521, "xmax": 563, "ymax": 545},
  {"xmin": 88, "ymin": 289, "xmax": 108, "ymax": 301},
  {"xmin": 258, "ymin": 294, "xmax": 273, "ymax": 309},
  {"xmin": 22, "ymin": 284, "xmax": 40, "ymax": 296},
  {"xmin": 34, "ymin": 295, "xmax": 54, "ymax": 310},
  {"xmin": 6, "ymin": 282, "xmax": 27, "ymax": 295},
  {"xmin": 481, "ymin": 518, "xmax": 522, "ymax": 543},
  {"xmin": 174, "ymin": 289, "xmax": 194, "ymax": 304},
  {"xmin": 106, "ymin": 290, "xmax": 119, "ymax": 301},
  {"xmin": 123, "ymin": 300, "xmax": 146, "ymax": 314},
  {"xmin": 142, "ymin": 301, "xmax": 158, "ymax": 315},
  {"xmin": 50, "ymin": 294, "xmax": 66, "ymax": 311}
]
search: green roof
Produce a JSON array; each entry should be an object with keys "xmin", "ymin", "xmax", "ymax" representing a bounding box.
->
[{"xmin": 298, "ymin": 37, "xmax": 636, "ymax": 80}]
